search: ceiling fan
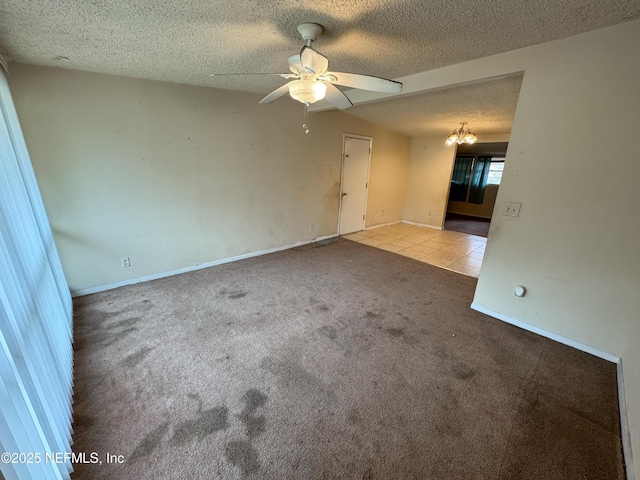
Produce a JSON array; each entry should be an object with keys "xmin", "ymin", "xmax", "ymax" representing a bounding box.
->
[
  {"xmin": 212, "ymin": 23, "xmax": 402, "ymax": 132},
  {"xmin": 258, "ymin": 23, "xmax": 403, "ymax": 110}
]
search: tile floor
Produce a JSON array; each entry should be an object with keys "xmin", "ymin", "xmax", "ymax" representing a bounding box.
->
[{"xmin": 343, "ymin": 222, "xmax": 486, "ymax": 277}]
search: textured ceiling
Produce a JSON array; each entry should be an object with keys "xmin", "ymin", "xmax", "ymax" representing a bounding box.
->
[
  {"xmin": 343, "ymin": 74, "xmax": 524, "ymax": 137},
  {"xmin": 1, "ymin": 0, "xmax": 639, "ymax": 137}
]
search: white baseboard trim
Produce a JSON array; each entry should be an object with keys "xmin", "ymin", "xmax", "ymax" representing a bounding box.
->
[
  {"xmin": 401, "ymin": 220, "xmax": 443, "ymax": 230},
  {"xmin": 364, "ymin": 220, "xmax": 401, "ymax": 230},
  {"xmin": 471, "ymin": 302, "xmax": 635, "ymax": 480},
  {"xmin": 470, "ymin": 303, "xmax": 619, "ymax": 362},
  {"xmin": 617, "ymin": 360, "xmax": 637, "ymax": 480},
  {"xmin": 72, "ymin": 233, "xmax": 339, "ymax": 297}
]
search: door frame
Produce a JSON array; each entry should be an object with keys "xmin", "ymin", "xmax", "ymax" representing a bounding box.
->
[{"xmin": 338, "ymin": 133, "xmax": 373, "ymax": 235}]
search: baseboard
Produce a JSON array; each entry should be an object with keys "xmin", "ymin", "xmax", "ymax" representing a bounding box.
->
[
  {"xmin": 471, "ymin": 302, "xmax": 635, "ymax": 480},
  {"xmin": 470, "ymin": 303, "xmax": 619, "ymax": 362},
  {"xmin": 401, "ymin": 220, "xmax": 443, "ymax": 230},
  {"xmin": 364, "ymin": 220, "xmax": 401, "ymax": 230},
  {"xmin": 71, "ymin": 233, "xmax": 339, "ymax": 297},
  {"xmin": 617, "ymin": 360, "xmax": 637, "ymax": 480}
]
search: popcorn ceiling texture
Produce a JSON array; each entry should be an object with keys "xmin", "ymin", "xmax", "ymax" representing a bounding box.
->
[
  {"xmin": 0, "ymin": 0, "xmax": 638, "ymax": 136},
  {"xmin": 347, "ymin": 74, "xmax": 524, "ymax": 137},
  {"xmin": 1, "ymin": 0, "xmax": 638, "ymax": 92}
]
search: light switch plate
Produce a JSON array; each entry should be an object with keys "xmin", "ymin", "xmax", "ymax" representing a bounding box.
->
[{"xmin": 502, "ymin": 202, "xmax": 522, "ymax": 217}]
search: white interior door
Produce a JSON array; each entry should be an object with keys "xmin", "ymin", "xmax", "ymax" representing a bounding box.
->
[{"xmin": 339, "ymin": 135, "xmax": 371, "ymax": 234}]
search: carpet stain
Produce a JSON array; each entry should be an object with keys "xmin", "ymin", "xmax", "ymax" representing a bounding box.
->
[
  {"xmin": 169, "ymin": 406, "xmax": 229, "ymax": 446},
  {"xmin": 318, "ymin": 325, "xmax": 338, "ymax": 341},
  {"xmin": 365, "ymin": 311, "xmax": 384, "ymax": 319},
  {"xmin": 241, "ymin": 389, "xmax": 268, "ymax": 413},
  {"xmin": 241, "ymin": 414, "xmax": 266, "ymax": 440},
  {"xmin": 109, "ymin": 317, "xmax": 141, "ymax": 329},
  {"xmin": 229, "ymin": 291, "xmax": 248, "ymax": 299},
  {"xmin": 453, "ymin": 363, "xmax": 476, "ymax": 380},
  {"xmin": 120, "ymin": 346, "xmax": 155, "ymax": 368},
  {"xmin": 404, "ymin": 335, "xmax": 420, "ymax": 345},
  {"xmin": 225, "ymin": 441, "xmax": 260, "ymax": 475},
  {"xmin": 309, "ymin": 297, "xmax": 330, "ymax": 312},
  {"xmin": 386, "ymin": 327, "xmax": 404, "ymax": 337},
  {"xmin": 129, "ymin": 421, "xmax": 170, "ymax": 463},
  {"xmin": 261, "ymin": 357, "xmax": 323, "ymax": 392},
  {"xmin": 238, "ymin": 389, "xmax": 267, "ymax": 439},
  {"xmin": 85, "ymin": 324, "xmax": 139, "ymax": 350},
  {"xmin": 384, "ymin": 327, "xmax": 420, "ymax": 345},
  {"xmin": 347, "ymin": 408, "xmax": 361, "ymax": 425},
  {"xmin": 77, "ymin": 300, "xmax": 153, "ymax": 350}
]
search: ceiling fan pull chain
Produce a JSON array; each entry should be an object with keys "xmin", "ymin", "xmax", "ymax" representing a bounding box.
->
[{"xmin": 303, "ymin": 102, "xmax": 310, "ymax": 134}]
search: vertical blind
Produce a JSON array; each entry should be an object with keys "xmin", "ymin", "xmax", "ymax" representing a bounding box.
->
[{"xmin": 0, "ymin": 71, "xmax": 74, "ymax": 479}]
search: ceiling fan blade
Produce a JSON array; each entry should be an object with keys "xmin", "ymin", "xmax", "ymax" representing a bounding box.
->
[
  {"xmin": 323, "ymin": 83, "xmax": 353, "ymax": 110},
  {"xmin": 300, "ymin": 46, "xmax": 329, "ymax": 75},
  {"xmin": 210, "ymin": 73, "xmax": 298, "ymax": 79},
  {"xmin": 259, "ymin": 83, "xmax": 291, "ymax": 104},
  {"xmin": 210, "ymin": 73, "xmax": 284, "ymax": 76},
  {"xmin": 324, "ymin": 71, "xmax": 402, "ymax": 93}
]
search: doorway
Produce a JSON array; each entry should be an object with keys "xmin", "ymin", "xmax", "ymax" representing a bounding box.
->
[
  {"xmin": 445, "ymin": 142, "xmax": 507, "ymax": 237},
  {"xmin": 338, "ymin": 135, "xmax": 372, "ymax": 235}
]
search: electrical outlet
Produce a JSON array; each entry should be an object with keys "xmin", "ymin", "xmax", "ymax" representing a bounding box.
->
[
  {"xmin": 502, "ymin": 202, "xmax": 522, "ymax": 217},
  {"xmin": 121, "ymin": 257, "xmax": 131, "ymax": 268}
]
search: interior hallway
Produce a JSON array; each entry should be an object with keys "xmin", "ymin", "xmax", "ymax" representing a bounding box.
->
[{"xmin": 344, "ymin": 222, "xmax": 486, "ymax": 277}]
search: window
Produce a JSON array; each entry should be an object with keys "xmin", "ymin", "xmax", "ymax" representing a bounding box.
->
[{"xmin": 486, "ymin": 158, "xmax": 505, "ymax": 185}]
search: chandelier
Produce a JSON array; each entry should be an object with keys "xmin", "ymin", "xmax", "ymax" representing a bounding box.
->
[{"xmin": 445, "ymin": 122, "xmax": 478, "ymax": 146}]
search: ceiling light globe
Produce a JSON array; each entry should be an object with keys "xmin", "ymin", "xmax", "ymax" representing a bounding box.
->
[
  {"xmin": 289, "ymin": 80, "xmax": 327, "ymax": 104},
  {"xmin": 445, "ymin": 133, "xmax": 458, "ymax": 145},
  {"xmin": 465, "ymin": 133, "xmax": 478, "ymax": 144}
]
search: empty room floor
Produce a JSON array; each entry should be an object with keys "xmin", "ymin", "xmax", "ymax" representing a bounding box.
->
[{"xmin": 343, "ymin": 222, "xmax": 486, "ymax": 277}]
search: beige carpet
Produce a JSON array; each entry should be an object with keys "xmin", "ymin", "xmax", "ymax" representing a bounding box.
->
[{"xmin": 70, "ymin": 238, "xmax": 625, "ymax": 479}]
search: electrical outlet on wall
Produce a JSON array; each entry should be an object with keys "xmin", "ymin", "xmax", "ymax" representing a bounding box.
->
[
  {"xmin": 502, "ymin": 202, "xmax": 522, "ymax": 217},
  {"xmin": 121, "ymin": 257, "xmax": 131, "ymax": 268}
]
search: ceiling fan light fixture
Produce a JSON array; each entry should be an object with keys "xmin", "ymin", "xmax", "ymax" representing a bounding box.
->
[
  {"xmin": 288, "ymin": 79, "xmax": 327, "ymax": 104},
  {"xmin": 445, "ymin": 122, "xmax": 478, "ymax": 145}
]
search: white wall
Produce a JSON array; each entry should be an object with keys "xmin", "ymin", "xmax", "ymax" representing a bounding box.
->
[
  {"xmin": 364, "ymin": 128, "xmax": 411, "ymax": 227},
  {"xmin": 9, "ymin": 64, "xmax": 410, "ymax": 293},
  {"xmin": 402, "ymin": 136, "xmax": 456, "ymax": 228},
  {"xmin": 469, "ymin": 21, "xmax": 640, "ymax": 478}
]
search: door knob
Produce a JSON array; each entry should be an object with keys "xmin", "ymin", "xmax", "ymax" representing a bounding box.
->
[{"xmin": 342, "ymin": 192, "xmax": 347, "ymax": 197}]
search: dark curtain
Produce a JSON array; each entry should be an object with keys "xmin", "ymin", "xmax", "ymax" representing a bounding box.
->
[
  {"xmin": 468, "ymin": 156, "xmax": 492, "ymax": 204},
  {"xmin": 449, "ymin": 156, "xmax": 473, "ymax": 202}
]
